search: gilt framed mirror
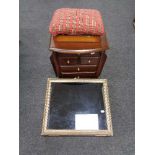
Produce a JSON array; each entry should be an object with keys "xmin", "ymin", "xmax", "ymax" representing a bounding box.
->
[{"xmin": 41, "ymin": 78, "xmax": 113, "ymax": 136}]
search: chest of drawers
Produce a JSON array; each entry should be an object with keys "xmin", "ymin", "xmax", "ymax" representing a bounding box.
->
[
  {"xmin": 49, "ymin": 35, "xmax": 109, "ymax": 78},
  {"xmin": 50, "ymin": 51, "xmax": 107, "ymax": 78}
]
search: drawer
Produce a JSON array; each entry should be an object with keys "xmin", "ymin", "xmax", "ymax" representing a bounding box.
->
[
  {"xmin": 61, "ymin": 72, "xmax": 96, "ymax": 78},
  {"xmin": 60, "ymin": 65, "xmax": 97, "ymax": 72},
  {"xmin": 80, "ymin": 57, "xmax": 100, "ymax": 65},
  {"xmin": 58, "ymin": 53, "xmax": 78, "ymax": 57},
  {"xmin": 81, "ymin": 52, "xmax": 101, "ymax": 57},
  {"xmin": 58, "ymin": 57, "xmax": 79, "ymax": 65},
  {"xmin": 58, "ymin": 52, "xmax": 101, "ymax": 57}
]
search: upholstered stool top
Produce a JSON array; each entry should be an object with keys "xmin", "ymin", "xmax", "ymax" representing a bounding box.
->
[{"xmin": 49, "ymin": 8, "xmax": 104, "ymax": 36}]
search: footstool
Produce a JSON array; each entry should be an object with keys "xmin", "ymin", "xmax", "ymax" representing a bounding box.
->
[{"xmin": 49, "ymin": 8, "xmax": 109, "ymax": 78}]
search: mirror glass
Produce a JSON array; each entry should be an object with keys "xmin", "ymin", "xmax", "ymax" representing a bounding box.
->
[{"xmin": 47, "ymin": 83, "xmax": 107, "ymax": 130}]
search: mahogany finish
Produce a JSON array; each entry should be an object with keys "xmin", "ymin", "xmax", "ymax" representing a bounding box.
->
[
  {"xmin": 49, "ymin": 35, "xmax": 108, "ymax": 78},
  {"xmin": 50, "ymin": 51, "xmax": 107, "ymax": 78}
]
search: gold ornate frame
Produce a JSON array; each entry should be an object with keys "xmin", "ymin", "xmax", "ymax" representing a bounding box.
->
[{"xmin": 41, "ymin": 78, "xmax": 113, "ymax": 136}]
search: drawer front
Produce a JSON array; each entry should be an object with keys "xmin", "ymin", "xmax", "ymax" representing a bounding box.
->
[
  {"xmin": 58, "ymin": 52, "xmax": 101, "ymax": 57},
  {"xmin": 81, "ymin": 52, "xmax": 101, "ymax": 57},
  {"xmin": 58, "ymin": 57, "xmax": 78, "ymax": 65},
  {"xmin": 60, "ymin": 65, "xmax": 97, "ymax": 72},
  {"xmin": 80, "ymin": 57, "xmax": 100, "ymax": 65},
  {"xmin": 61, "ymin": 72, "xmax": 96, "ymax": 78},
  {"xmin": 58, "ymin": 53, "xmax": 78, "ymax": 57}
]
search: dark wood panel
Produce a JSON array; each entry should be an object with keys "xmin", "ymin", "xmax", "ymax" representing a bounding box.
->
[
  {"xmin": 50, "ymin": 52, "xmax": 60, "ymax": 77},
  {"xmin": 58, "ymin": 52, "xmax": 101, "ymax": 57},
  {"xmin": 81, "ymin": 52, "xmax": 101, "ymax": 57},
  {"xmin": 58, "ymin": 57, "xmax": 79, "ymax": 65},
  {"xmin": 50, "ymin": 51, "xmax": 107, "ymax": 78},
  {"xmin": 80, "ymin": 57, "xmax": 100, "ymax": 65},
  {"xmin": 60, "ymin": 65, "xmax": 97, "ymax": 72},
  {"xmin": 96, "ymin": 53, "xmax": 107, "ymax": 77},
  {"xmin": 60, "ymin": 72, "xmax": 96, "ymax": 78},
  {"xmin": 58, "ymin": 53, "xmax": 80, "ymax": 57}
]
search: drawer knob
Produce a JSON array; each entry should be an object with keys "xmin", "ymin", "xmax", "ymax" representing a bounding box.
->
[
  {"xmin": 67, "ymin": 60, "xmax": 70, "ymax": 64},
  {"xmin": 90, "ymin": 52, "xmax": 95, "ymax": 55},
  {"xmin": 88, "ymin": 60, "xmax": 91, "ymax": 63},
  {"xmin": 77, "ymin": 67, "xmax": 80, "ymax": 71}
]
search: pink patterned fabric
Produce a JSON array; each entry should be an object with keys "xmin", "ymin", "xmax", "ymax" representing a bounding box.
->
[{"xmin": 49, "ymin": 8, "xmax": 104, "ymax": 36}]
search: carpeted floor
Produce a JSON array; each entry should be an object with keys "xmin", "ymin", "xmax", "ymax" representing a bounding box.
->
[{"xmin": 20, "ymin": 0, "xmax": 135, "ymax": 155}]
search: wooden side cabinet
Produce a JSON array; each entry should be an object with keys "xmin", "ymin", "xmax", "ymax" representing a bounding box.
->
[
  {"xmin": 50, "ymin": 51, "xmax": 107, "ymax": 78},
  {"xmin": 49, "ymin": 35, "xmax": 109, "ymax": 78}
]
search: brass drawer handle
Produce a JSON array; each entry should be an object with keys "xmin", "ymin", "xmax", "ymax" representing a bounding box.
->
[
  {"xmin": 88, "ymin": 60, "xmax": 91, "ymax": 63},
  {"xmin": 77, "ymin": 67, "xmax": 80, "ymax": 71},
  {"xmin": 67, "ymin": 60, "xmax": 70, "ymax": 64}
]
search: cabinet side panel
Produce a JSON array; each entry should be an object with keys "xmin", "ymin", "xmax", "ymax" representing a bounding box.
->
[{"xmin": 96, "ymin": 52, "xmax": 107, "ymax": 77}]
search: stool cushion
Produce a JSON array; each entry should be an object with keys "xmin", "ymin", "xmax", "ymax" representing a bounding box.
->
[{"xmin": 49, "ymin": 8, "xmax": 104, "ymax": 36}]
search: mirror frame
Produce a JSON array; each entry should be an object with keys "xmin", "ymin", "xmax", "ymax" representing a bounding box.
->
[{"xmin": 41, "ymin": 78, "xmax": 113, "ymax": 136}]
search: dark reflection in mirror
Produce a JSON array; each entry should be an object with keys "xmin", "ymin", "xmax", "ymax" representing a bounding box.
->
[{"xmin": 47, "ymin": 83, "xmax": 107, "ymax": 130}]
